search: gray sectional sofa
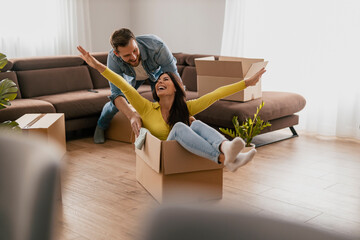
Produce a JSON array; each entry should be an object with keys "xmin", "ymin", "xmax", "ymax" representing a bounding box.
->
[{"xmin": 0, "ymin": 52, "xmax": 306, "ymax": 140}]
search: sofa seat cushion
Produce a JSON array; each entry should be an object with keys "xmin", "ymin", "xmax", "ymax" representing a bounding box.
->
[
  {"xmin": 194, "ymin": 91, "xmax": 306, "ymax": 128},
  {"xmin": 0, "ymin": 99, "xmax": 56, "ymax": 122},
  {"xmin": 34, "ymin": 89, "xmax": 111, "ymax": 120}
]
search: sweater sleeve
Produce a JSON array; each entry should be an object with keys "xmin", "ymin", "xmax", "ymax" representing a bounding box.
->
[
  {"xmin": 187, "ymin": 80, "xmax": 247, "ymax": 116},
  {"xmin": 101, "ymin": 68, "xmax": 151, "ymax": 115}
]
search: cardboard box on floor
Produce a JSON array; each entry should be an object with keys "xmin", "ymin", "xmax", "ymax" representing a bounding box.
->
[
  {"xmin": 135, "ymin": 132, "xmax": 223, "ymax": 203},
  {"xmin": 16, "ymin": 113, "xmax": 66, "ymax": 157},
  {"xmin": 105, "ymin": 105, "xmax": 136, "ymax": 143},
  {"xmin": 195, "ymin": 56, "xmax": 268, "ymax": 102},
  {"xmin": 16, "ymin": 113, "xmax": 66, "ymax": 202}
]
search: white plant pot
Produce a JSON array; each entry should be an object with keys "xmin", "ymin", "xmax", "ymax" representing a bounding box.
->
[{"xmin": 241, "ymin": 143, "xmax": 255, "ymax": 153}]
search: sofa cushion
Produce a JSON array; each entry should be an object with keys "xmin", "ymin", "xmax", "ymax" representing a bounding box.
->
[
  {"xmin": 0, "ymin": 60, "xmax": 13, "ymax": 72},
  {"xmin": 0, "ymin": 99, "xmax": 56, "ymax": 122},
  {"xmin": 173, "ymin": 53, "xmax": 187, "ymax": 65},
  {"xmin": 12, "ymin": 56, "xmax": 84, "ymax": 71},
  {"xmin": 194, "ymin": 91, "xmax": 306, "ymax": 128},
  {"xmin": 17, "ymin": 66, "xmax": 93, "ymax": 98},
  {"xmin": 177, "ymin": 65, "xmax": 185, "ymax": 78},
  {"xmin": 92, "ymin": 52, "xmax": 108, "ymax": 65},
  {"xmin": 34, "ymin": 89, "xmax": 110, "ymax": 119},
  {"xmin": 88, "ymin": 66, "xmax": 110, "ymax": 89},
  {"xmin": 185, "ymin": 54, "xmax": 215, "ymax": 66},
  {"xmin": 181, "ymin": 66, "xmax": 198, "ymax": 92},
  {"xmin": 0, "ymin": 71, "xmax": 22, "ymax": 99}
]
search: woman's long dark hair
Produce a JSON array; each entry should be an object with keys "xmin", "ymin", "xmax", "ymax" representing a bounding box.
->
[{"xmin": 152, "ymin": 72, "xmax": 190, "ymax": 127}]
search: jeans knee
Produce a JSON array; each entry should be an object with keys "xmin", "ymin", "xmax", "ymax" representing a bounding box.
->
[
  {"xmin": 168, "ymin": 122, "xmax": 187, "ymax": 140},
  {"xmin": 173, "ymin": 122, "xmax": 187, "ymax": 131},
  {"xmin": 190, "ymin": 120, "xmax": 204, "ymax": 129}
]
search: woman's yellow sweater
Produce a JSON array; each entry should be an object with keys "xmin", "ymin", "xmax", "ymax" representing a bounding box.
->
[{"xmin": 102, "ymin": 68, "xmax": 247, "ymax": 140}]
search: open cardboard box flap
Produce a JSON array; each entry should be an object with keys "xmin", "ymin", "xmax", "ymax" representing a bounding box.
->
[
  {"xmin": 195, "ymin": 56, "xmax": 264, "ymax": 79},
  {"xmin": 16, "ymin": 113, "xmax": 66, "ymax": 157},
  {"xmin": 135, "ymin": 132, "xmax": 223, "ymax": 175}
]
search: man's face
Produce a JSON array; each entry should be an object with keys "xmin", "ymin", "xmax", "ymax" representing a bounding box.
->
[{"xmin": 114, "ymin": 39, "xmax": 140, "ymax": 67}]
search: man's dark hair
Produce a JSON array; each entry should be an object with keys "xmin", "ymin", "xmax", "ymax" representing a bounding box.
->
[
  {"xmin": 152, "ymin": 72, "xmax": 190, "ymax": 128},
  {"xmin": 110, "ymin": 28, "xmax": 135, "ymax": 52}
]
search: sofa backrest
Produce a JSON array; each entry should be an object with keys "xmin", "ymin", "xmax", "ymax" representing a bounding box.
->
[
  {"xmin": 4, "ymin": 52, "xmax": 219, "ymax": 98},
  {"xmin": 16, "ymin": 66, "xmax": 93, "ymax": 98},
  {"xmin": 88, "ymin": 52, "xmax": 110, "ymax": 89},
  {"xmin": 12, "ymin": 56, "xmax": 84, "ymax": 71},
  {"xmin": 11, "ymin": 56, "xmax": 94, "ymax": 98},
  {"xmin": 173, "ymin": 53, "xmax": 215, "ymax": 92}
]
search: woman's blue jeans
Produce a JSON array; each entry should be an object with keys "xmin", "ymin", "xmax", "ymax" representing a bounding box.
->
[{"xmin": 167, "ymin": 120, "xmax": 226, "ymax": 163}]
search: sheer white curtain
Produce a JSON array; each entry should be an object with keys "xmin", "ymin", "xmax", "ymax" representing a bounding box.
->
[
  {"xmin": 221, "ymin": 0, "xmax": 360, "ymax": 139},
  {"xmin": 1, "ymin": 0, "xmax": 92, "ymax": 58}
]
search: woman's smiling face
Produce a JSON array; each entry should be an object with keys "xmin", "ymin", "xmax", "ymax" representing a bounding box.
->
[{"xmin": 155, "ymin": 73, "xmax": 176, "ymax": 98}]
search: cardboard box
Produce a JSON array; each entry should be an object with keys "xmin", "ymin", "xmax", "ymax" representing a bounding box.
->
[
  {"xmin": 195, "ymin": 56, "xmax": 268, "ymax": 102},
  {"xmin": 135, "ymin": 132, "xmax": 223, "ymax": 203},
  {"xmin": 16, "ymin": 113, "xmax": 66, "ymax": 157},
  {"xmin": 105, "ymin": 105, "xmax": 136, "ymax": 143},
  {"xmin": 16, "ymin": 113, "xmax": 65, "ymax": 202}
]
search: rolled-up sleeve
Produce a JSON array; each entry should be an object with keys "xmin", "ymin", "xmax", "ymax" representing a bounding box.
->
[{"xmin": 107, "ymin": 53, "xmax": 126, "ymax": 102}]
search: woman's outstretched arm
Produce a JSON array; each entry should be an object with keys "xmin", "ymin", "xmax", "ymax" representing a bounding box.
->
[
  {"xmin": 77, "ymin": 46, "xmax": 106, "ymax": 72},
  {"xmin": 187, "ymin": 68, "xmax": 266, "ymax": 116},
  {"xmin": 77, "ymin": 46, "xmax": 151, "ymax": 115}
]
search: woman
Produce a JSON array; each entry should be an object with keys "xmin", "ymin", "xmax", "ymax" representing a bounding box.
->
[{"xmin": 77, "ymin": 46, "xmax": 266, "ymax": 172}]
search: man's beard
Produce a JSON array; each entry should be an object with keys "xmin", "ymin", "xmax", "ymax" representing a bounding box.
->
[{"xmin": 128, "ymin": 55, "xmax": 141, "ymax": 67}]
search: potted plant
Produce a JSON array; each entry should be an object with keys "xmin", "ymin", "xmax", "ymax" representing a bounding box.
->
[
  {"xmin": 0, "ymin": 53, "xmax": 21, "ymax": 131},
  {"xmin": 220, "ymin": 101, "xmax": 271, "ymax": 148}
]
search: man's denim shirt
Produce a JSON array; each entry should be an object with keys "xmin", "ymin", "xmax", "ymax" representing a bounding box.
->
[{"xmin": 107, "ymin": 34, "xmax": 179, "ymax": 103}]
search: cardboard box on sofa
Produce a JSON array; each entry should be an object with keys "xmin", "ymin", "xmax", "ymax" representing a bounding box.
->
[
  {"xmin": 135, "ymin": 132, "xmax": 223, "ymax": 203},
  {"xmin": 16, "ymin": 113, "xmax": 66, "ymax": 157},
  {"xmin": 195, "ymin": 56, "xmax": 268, "ymax": 102},
  {"xmin": 105, "ymin": 105, "xmax": 136, "ymax": 143}
]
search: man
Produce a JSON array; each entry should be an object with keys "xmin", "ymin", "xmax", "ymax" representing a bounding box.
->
[{"xmin": 94, "ymin": 28, "xmax": 179, "ymax": 143}]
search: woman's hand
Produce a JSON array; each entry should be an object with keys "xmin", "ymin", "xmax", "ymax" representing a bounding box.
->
[
  {"xmin": 189, "ymin": 116, "xmax": 196, "ymax": 125},
  {"xmin": 244, "ymin": 67, "xmax": 266, "ymax": 87},
  {"xmin": 77, "ymin": 46, "xmax": 106, "ymax": 73}
]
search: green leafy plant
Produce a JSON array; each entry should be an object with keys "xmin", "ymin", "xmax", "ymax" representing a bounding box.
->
[
  {"xmin": 0, "ymin": 78, "xmax": 18, "ymax": 109},
  {"xmin": 0, "ymin": 53, "xmax": 21, "ymax": 131},
  {"xmin": 0, "ymin": 53, "xmax": 8, "ymax": 69},
  {"xmin": 220, "ymin": 101, "xmax": 271, "ymax": 147}
]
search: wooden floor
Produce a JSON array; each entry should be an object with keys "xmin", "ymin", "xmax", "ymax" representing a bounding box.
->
[{"xmin": 56, "ymin": 130, "xmax": 360, "ymax": 240}]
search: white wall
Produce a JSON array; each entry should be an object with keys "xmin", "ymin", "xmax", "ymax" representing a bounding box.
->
[
  {"xmin": 88, "ymin": 0, "xmax": 131, "ymax": 52},
  {"xmin": 88, "ymin": 0, "xmax": 226, "ymax": 54}
]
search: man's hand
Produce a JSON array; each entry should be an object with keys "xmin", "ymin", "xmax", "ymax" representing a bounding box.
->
[
  {"xmin": 130, "ymin": 112, "xmax": 142, "ymax": 137},
  {"xmin": 244, "ymin": 67, "xmax": 266, "ymax": 87}
]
